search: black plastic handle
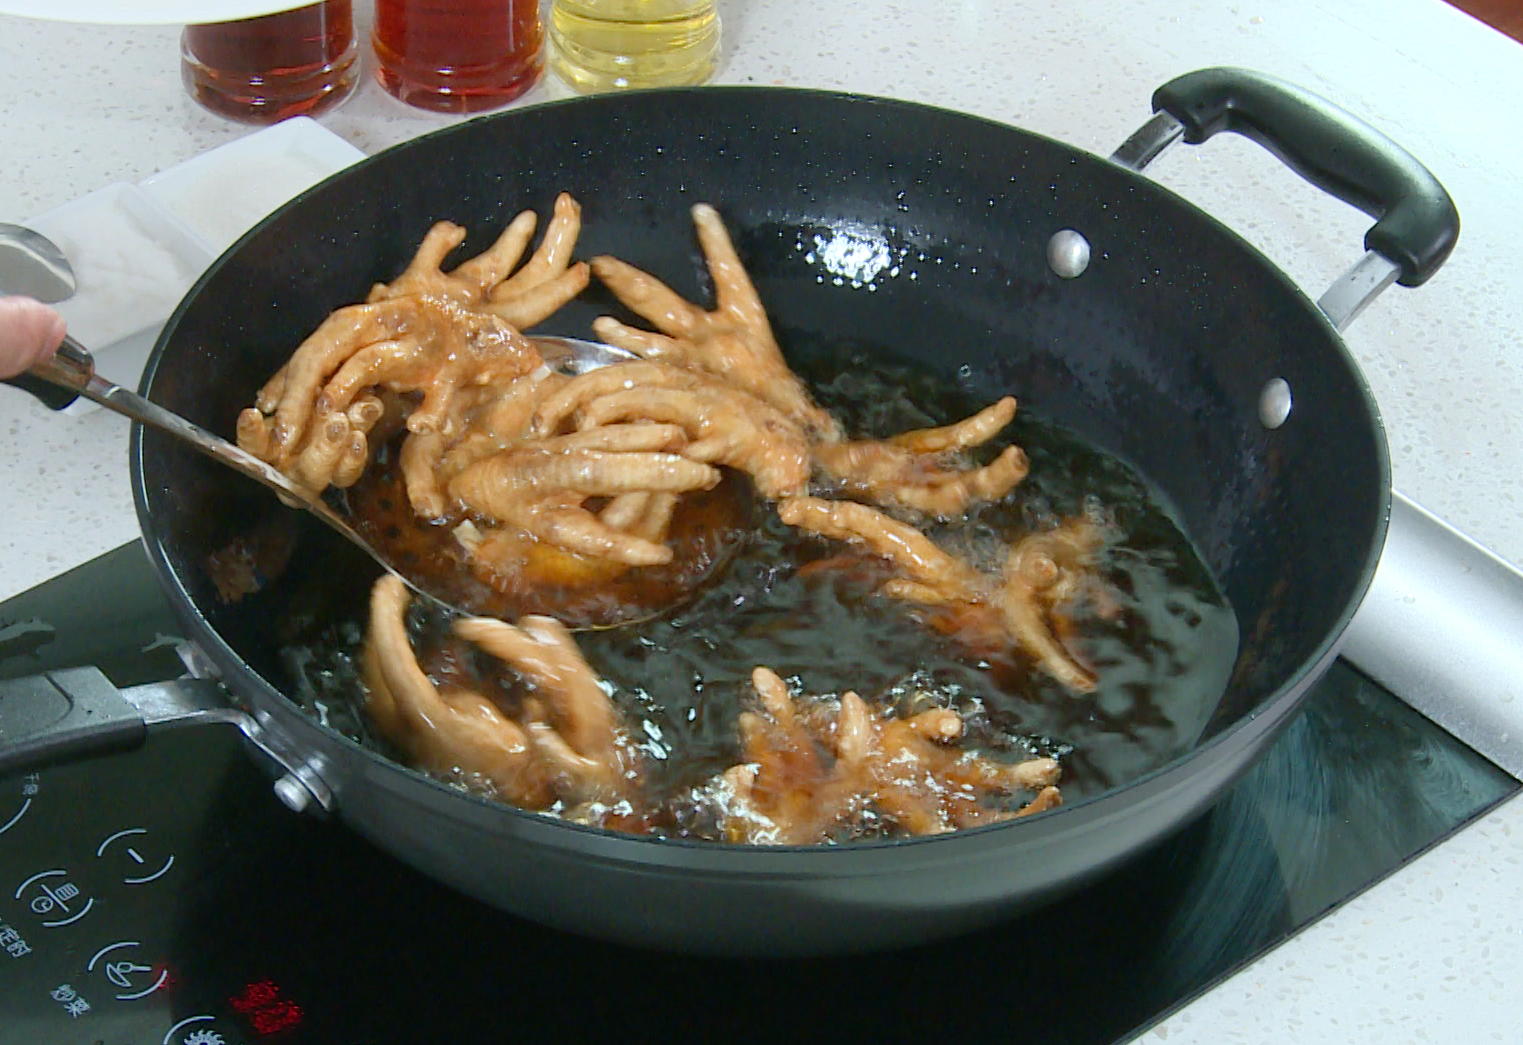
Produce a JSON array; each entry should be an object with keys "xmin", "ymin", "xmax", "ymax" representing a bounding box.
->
[
  {"xmin": 0, "ymin": 667, "xmax": 147, "ymax": 777},
  {"xmin": 2, "ymin": 335, "xmax": 91, "ymax": 410},
  {"xmin": 1153, "ymin": 67, "xmax": 1459, "ymax": 287},
  {"xmin": 5, "ymin": 371, "xmax": 78, "ymax": 410}
]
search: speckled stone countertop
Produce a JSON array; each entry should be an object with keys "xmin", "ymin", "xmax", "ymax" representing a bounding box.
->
[{"xmin": 1, "ymin": 1, "xmax": 1520, "ymax": 1040}]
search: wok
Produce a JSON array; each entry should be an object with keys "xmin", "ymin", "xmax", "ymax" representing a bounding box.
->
[{"xmin": 1, "ymin": 68, "xmax": 1456, "ymax": 955}]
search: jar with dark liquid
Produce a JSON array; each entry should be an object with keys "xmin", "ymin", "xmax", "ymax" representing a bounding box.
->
[
  {"xmin": 372, "ymin": 0, "xmax": 544, "ymax": 113},
  {"xmin": 181, "ymin": 1, "xmax": 358, "ymax": 125}
]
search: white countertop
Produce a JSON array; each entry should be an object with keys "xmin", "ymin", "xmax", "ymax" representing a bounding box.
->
[{"xmin": 1, "ymin": 1, "xmax": 1520, "ymax": 1039}]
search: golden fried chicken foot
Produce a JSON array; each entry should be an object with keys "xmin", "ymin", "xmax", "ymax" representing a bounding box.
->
[
  {"xmin": 241, "ymin": 296, "xmax": 545, "ymax": 474},
  {"xmin": 780, "ymin": 497, "xmax": 1102, "ymax": 693},
  {"xmin": 455, "ymin": 614, "xmax": 624, "ymax": 795},
  {"xmin": 362, "ymin": 575, "xmax": 554, "ymax": 807},
  {"xmin": 588, "ymin": 203, "xmax": 841, "ymax": 440},
  {"xmin": 450, "ymin": 448, "xmax": 720, "ymax": 566},
  {"xmin": 576, "ymin": 383, "xmax": 812, "ymax": 499},
  {"xmin": 367, "ymin": 193, "xmax": 591, "ymax": 330},
  {"xmin": 1000, "ymin": 522, "xmax": 1103, "ymax": 693},
  {"xmin": 812, "ymin": 397, "xmax": 1028, "ymax": 517},
  {"xmin": 778, "ymin": 497, "xmax": 983, "ymax": 590},
  {"xmin": 364, "ymin": 576, "xmax": 633, "ymax": 805},
  {"xmin": 717, "ymin": 667, "xmax": 1063, "ymax": 843}
]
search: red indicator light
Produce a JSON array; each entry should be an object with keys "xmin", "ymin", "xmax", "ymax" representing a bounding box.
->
[{"xmin": 229, "ymin": 979, "xmax": 304, "ymax": 1036}]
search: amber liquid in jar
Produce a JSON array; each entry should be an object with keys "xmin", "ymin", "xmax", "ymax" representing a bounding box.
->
[
  {"xmin": 181, "ymin": 0, "xmax": 357, "ymax": 125},
  {"xmin": 372, "ymin": 0, "xmax": 544, "ymax": 113}
]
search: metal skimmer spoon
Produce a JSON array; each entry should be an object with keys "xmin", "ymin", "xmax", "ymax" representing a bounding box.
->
[{"xmin": 0, "ymin": 222, "xmax": 77, "ymax": 303}]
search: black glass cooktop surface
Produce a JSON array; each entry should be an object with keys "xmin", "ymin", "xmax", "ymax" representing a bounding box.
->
[{"xmin": 0, "ymin": 543, "xmax": 1515, "ymax": 1045}]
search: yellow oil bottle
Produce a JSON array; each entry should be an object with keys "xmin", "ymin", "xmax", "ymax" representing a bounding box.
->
[{"xmin": 549, "ymin": 0, "xmax": 721, "ymax": 93}]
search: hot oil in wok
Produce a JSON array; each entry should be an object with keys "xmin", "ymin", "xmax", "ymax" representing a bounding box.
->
[{"xmin": 283, "ymin": 348, "xmax": 1239, "ymax": 835}]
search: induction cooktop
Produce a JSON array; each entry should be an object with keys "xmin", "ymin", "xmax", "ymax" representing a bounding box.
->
[{"xmin": 0, "ymin": 540, "xmax": 1514, "ymax": 1045}]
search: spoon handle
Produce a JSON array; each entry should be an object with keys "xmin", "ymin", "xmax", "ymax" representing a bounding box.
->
[
  {"xmin": 5, "ymin": 336, "xmax": 91, "ymax": 410},
  {"xmin": 15, "ymin": 338, "xmax": 406, "ymax": 592},
  {"xmin": 29, "ymin": 337, "xmax": 323, "ymax": 506}
]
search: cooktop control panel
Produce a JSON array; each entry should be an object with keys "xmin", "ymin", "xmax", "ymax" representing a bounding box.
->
[{"xmin": 0, "ymin": 727, "xmax": 318, "ymax": 1045}]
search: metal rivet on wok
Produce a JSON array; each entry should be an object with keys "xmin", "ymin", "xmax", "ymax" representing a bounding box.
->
[
  {"xmin": 1259, "ymin": 378, "xmax": 1293, "ymax": 429},
  {"xmin": 272, "ymin": 772, "xmax": 315, "ymax": 813},
  {"xmin": 1047, "ymin": 229, "xmax": 1091, "ymax": 279}
]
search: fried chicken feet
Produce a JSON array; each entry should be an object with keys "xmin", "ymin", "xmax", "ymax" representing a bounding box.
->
[
  {"xmin": 362, "ymin": 574, "xmax": 634, "ymax": 809},
  {"xmin": 589, "ymin": 203, "xmax": 842, "ymax": 441},
  {"xmin": 812, "ymin": 397, "xmax": 1030, "ymax": 518},
  {"xmin": 711, "ymin": 667, "xmax": 1061, "ymax": 843},
  {"xmin": 780, "ymin": 497, "xmax": 1105, "ymax": 692}
]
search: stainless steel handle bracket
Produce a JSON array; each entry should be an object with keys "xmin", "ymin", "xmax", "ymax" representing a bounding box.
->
[
  {"xmin": 127, "ymin": 677, "xmax": 335, "ymax": 816},
  {"xmin": 1110, "ymin": 111, "xmax": 1185, "ymax": 173},
  {"xmin": 1316, "ymin": 249, "xmax": 1402, "ymax": 332},
  {"xmin": 172, "ymin": 643, "xmax": 336, "ymax": 815}
]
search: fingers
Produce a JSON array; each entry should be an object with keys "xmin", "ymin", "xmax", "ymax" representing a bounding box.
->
[
  {"xmin": 598, "ymin": 491, "xmax": 654, "ymax": 533},
  {"xmin": 236, "ymin": 408, "xmax": 275, "ymax": 461},
  {"xmin": 589, "ymin": 315, "xmax": 690, "ymax": 364},
  {"xmin": 0, "ymin": 295, "xmax": 66, "ymax": 380},
  {"xmin": 378, "ymin": 221, "xmax": 468, "ymax": 302},
  {"xmin": 290, "ymin": 409, "xmax": 351, "ymax": 492},
  {"xmin": 533, "ymin": 502, "xmax": 676, "ymax": 565},
  {"xmin": 331, "ymin": 429, "xmax": 370, "ymax": 488},
  {"xmin": 778, "ymin": 497, "xmax": 979, "ymax": 589},
  {"xmin": 400, "ymin": 430, "xmax": 447, "ymax": 518},
  {"xmin": 623, "ymin": 490, "xmax": 678, "ymax": 543},
  {"xmin": 530, "ymin": 360, "xmax": 697, "ymax": 436},
  {"xmin": 750, "ymin": 666, "xmax": 796, "ymax": 726},
  {"xmin": 269, "ymin": 299, "xmax": 415, "ymax": 457},
  {"xmin": 998, "ymin": 583, "xmax": 1097, "ymax": 693},
  {"xmin": 455, "ymin": 612, "xmax": 620, "ymax": 768},
  {"xmin": 255, "ymin": 363, "xmax": 288, "ymax": 413},
  {"xmin": 317, "ymin": 338, "xmax": 426, "ymax": 415},
  {"xmin": 531, "ymin": 422, "xmax": 687, "ymax": 455}
]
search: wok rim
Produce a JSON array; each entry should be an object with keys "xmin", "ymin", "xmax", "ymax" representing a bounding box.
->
[{"xmin": 131, "ymin": 84, "xmax": 1393, "ymax": 863}]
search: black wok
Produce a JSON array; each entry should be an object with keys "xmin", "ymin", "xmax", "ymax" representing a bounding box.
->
[{"xmin": 4, "ymin": 68, "xmax": 1458, "ymax": 955}]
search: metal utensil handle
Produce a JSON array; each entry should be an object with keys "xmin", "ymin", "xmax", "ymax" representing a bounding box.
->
[
  {"xmin": 1151, "ymin": 66, "xmax": 1459, "ymax": 287},
  {"xmin": 21, "ymin": 336, "xmax": 369, "ymax": 542}
]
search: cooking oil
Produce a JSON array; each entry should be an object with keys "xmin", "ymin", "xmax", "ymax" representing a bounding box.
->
[{"xmin": 548, "ymin": 0, "xmax": 720, "ymax": 93}]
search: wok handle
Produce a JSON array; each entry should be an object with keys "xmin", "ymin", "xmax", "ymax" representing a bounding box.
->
[
  {"xmin": 1152, "ymin": 67, "xmax": 1458, "ymax": 287},
  {"xmin": 0, "ymin": 668, "xmax": 240, "ymax": 776},
  {"xmin": 0, "ymin": 668, "xmax": 145, "ymax": 775}
]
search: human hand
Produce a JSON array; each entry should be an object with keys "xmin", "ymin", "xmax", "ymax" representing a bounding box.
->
[{"xmin": 0, "ymin": 295, "xmax": 66, "ymax": 380}]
